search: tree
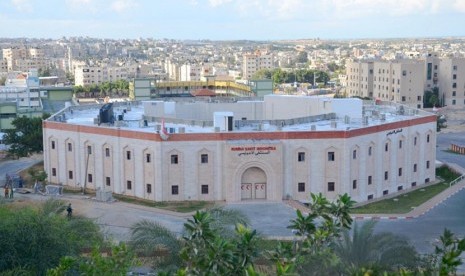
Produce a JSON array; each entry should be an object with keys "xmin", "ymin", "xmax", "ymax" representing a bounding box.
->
[
  {"xmin": 332, "ymin": 221, "xmax": 418, "ymax": 274},
  {"xmin": 0, "ymin": 199, "xmax": 103, "ymax": 275},
  {"xmin": 3, "ymin": 114, "xmax": 48, "ymax": 158},
  {"xmin": 252, "ymin": 69, "xmax": 273, "ymax": 80},
  {"xmin": 433, "ymin": 228, "xmax": 465, "ymax": 275},
  {"xmin": 295, "ymin": 51, "xmax": 308, "ymax": 63},
  {"xmin": 47, "ymin": 244, "xmax": 137, "ymax": 276},
  {"xmin": 129, "ymin": 207, "xmax": 254, "ymax": 273},
  {"xmin": 267, "ymin": 193, "xmax": 356, "ymax": 275}
]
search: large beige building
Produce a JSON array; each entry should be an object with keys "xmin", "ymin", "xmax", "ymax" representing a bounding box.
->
[
  {"xmin": 346, "ymin": 60, "xmax": 425, "ymax": 108},
  {"xmin": 438, "ymin": 57, "xmax": 465, "ymax": 108},
  {"xmin": 43, "ymin": 96, "xmax": 436, "ymax": 203},
  {"xmin": 242, "ymin": 50, "xmax": 274, "ymax": 80}
]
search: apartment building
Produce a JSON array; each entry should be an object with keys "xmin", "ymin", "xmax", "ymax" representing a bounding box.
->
[
  {"xmin": 74, "ymin": 65, "xmax": 133, "ymax": 86},
  {"xmin": 424, "ymin": 53, "xmax": 440, "ymax": 91},
  {"xmin": 180, "ymin": 64, "xmax": 202, "ymax": 81},
  {"xmin": 438, "ymin": 58, "xmax": 465, "ymax": 108},
  {"xmin": 2, "ymin": 47, "xmax": 47, "ymax": 72},
  {"xmin": 346, "ymin": 61, "xmax": 374, "ymax": 98},
  {"xmin": 242, "ymin": 50, "xmax": 274, "ymax": 80},
  {"xmin": 346, "ymin": 60, "xmax": 424, "ymax": 108}
]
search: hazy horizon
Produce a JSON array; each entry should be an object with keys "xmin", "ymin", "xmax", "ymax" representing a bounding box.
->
[{"xmin": 1, "ymin": 0, "xmax": 465, "ymax": 40}]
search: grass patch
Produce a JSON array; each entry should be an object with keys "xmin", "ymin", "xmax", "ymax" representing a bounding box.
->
[
  {"xmin": 112, "ymin": 194, "xmax": 215, "ymax": 213},
  {"xmin": 351, "ymin": 166, "xmax": 460, "ymax": 214}
]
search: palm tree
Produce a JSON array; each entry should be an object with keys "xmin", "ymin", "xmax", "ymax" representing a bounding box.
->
[
  {"xmin": 129, "ymin": 206, "xmax": 251, "ymax": 272},
  {"xmin": 332, "ymin": 220, "xmax": 418, "ymax": 274}
]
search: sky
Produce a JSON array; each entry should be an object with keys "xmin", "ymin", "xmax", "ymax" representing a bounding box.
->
[{"xmin": 1, "ymin": 0, "xmax": 465, "ymax": 40}]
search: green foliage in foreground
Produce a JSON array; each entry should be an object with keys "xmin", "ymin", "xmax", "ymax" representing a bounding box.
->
[{"xmin": 0, "ymin": 199, "xmax": 103, "ymax": 275}]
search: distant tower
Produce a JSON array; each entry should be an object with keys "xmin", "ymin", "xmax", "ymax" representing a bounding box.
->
[{"xmin": 67, "ymin": 46, "xmax": 73, "ymax": 73}]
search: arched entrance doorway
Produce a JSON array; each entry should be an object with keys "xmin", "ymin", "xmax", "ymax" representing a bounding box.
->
[{"xmin": 241, "ymin": 167, "xmax": 267, "ymax": 200}]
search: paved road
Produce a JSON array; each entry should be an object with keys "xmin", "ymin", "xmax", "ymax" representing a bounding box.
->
[
  {"xmin": 0, "ymin": 155, "xmax": 42, "ymax": 186},
  {"xmin": 436, "ymin": 131, "xmax": 465, "ymax": 168}
]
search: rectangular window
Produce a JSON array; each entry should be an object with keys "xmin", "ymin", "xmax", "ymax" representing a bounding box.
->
[
  {"xmin": 352, "ymin": 180, "xmax": 357, "ymax": 189},
  {"xmin": 383, "ymin": 190, "xmax": 389, "ymax": 195},
  {"xmin": 352, "ymin": 150, "xmax": 357, "ymax": 159},
  {"xmin": 425, "ymin": 178, "xmax": 430, "ymax": 183},
  {"xmin": 412, "ymin": 182, "xmax": 417, "ymax": 187},
  {"xmin": 146, "ymin": 184, "xmax": 152, "ymax": 193},
  {"xmin": 52, "ymin": 168, "xmax": 56, "ymax": 176},
  {"xmin": 68, "ymin": 171, "xmax": 73, "ymax": 179},
  {"xmin": 367, "ymin": 194, "xmax": 374, "ymax": 200},
  {"xmin": 298, "ymin": 152, "xmax": 305, "ymax": 162},
  {"xmin": 453, "ymin": 99, "xmax": 456, "ymax": 105},
  {"xmin": 328, "ymin": 182, "xmax": 335, "ymax": 192},
  {"xmin": 88, "ymin": 174, "xmax": 93, "ymax": 183},
  {"xmin": 417, "ymin": 96, "xmax": 421, "ymax": 101},
  {"xmin": 201, "ymin": 185, "xmax": 209, "ymax": 194},
  {"xmin": 398, "ymin": 186, "xmax": 403, "ymax": 191},
  {"xmin": 384, "ymin": 171, "xmax": 388, "ymax": 180},
  {"xmin": 106, "ymin": 177, "xmax": 111, "ymax": 186},
  {"xmin": 453, "ymin": 74, "xmax": 457, "ymax": 80},
  {"xmin": 453, "ymin": 65, "xmax": 458, "ymax": 71},
  {"xmin": 385, "ymin": 143, "xmax": 389, "ymax": 152},
  {"xmin": 327, "ymin": 152, "xmax": 335, "ymax": 161},
  {"xmin": 427, "ymin": 134, "xmax": 430, "ymax": 143},
  {"xmin": 105, "ymin": 148, "xmax": 110, "ymax": 157},
  {"xmin": 201, "ymin": 154, "xmax": 208, "ymax": 164},
  {"xmin": 298, "ymin": 182, "xmax": 305, "ymax": 192},
  {"xmin": 126, "ymin": 151, "xmax": 131, "ymax": 160},
  {"xmin": 453, "ymin": 91, "xmax": 456, "ymax": 96},
  {"xmin": 51, "ymin": 141, "xmax": 55, "ymax": 149},
  {"xmin": 453, "ymin": 83, "xmax": 457, "ymax": 88},
  {"xmin": 402, "ymin": 70, "xmax": 407, "ymax": 76},
  {"xmin": 146, "ymin": 153, "xmax": 151, "ymax": 163},
  {"xmin": 401, "ymin": 96, "xmax": 406, "ymax": 102},
  {"xmin": 68, "ymin": 143, "xmax": 72, "ymax": 151},
  {"xmin": 368, "ymin": 146, "xmax": 372, "ymax": 156},
  {"xmin": 368, "ymin": 175, "xmax": 372, "ymax": 185},
  {"xmin": 87, "ymin": 145, "xmax": 92, "ymax": 155},
  {"xmin": 171, "ymin": 185, "xmax": 179, "ymax": 195},
  {"xmin": 399, "ymin": 140, "xmax": 402, "ymax": 149},
  {"xmin": 171, "ymin": 154, "xmax": 178, "ymax": 164},
  {"xmin": 414, "ymin": 137, "xmax": 417, "ymax": 146},
  {"xmin": 127, "ymin": 180, "xmax": 132, "ymax": 190},
  {"xmin": 398, "ymin": 167, "xmax": 402, "ymax": 176},
  {"xmin": 426, "ymin": 160, "xmax": 430, "ymax": 169},
  {"xmin": 414, "ymin": 164, "xmax": 417, "ymax": 172}
]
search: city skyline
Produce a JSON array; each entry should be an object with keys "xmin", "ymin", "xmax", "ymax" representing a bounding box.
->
[{"xmin": 1, "ymin": 0, "xmax": 465, "ymax": 40}]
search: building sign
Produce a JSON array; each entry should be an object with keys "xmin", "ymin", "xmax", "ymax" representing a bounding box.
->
[
  {"xmin": 231, "ymin": 146, "xmax": 277, "ymax": 156},
  {"xmin": 386, "ymin": 128, "xmax": 402, "ymax": 136}
]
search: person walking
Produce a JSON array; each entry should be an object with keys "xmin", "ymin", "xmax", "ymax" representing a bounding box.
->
[
  {"xmin": 4, "ymin": 186, "xmax": 9, "ymax": 198},
  {"xmin": 66, "ymin": 203, "xmax": 73, "ymax": 219},
  {"xmin": 9, "ymin": 186, "xmax": 13, "ymax": 199}
]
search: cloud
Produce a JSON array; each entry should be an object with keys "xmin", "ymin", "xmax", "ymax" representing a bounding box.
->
[
  {"xmin": 454, "ymin": 0, "xmax": 465, "ymax": 12},
  {"xmin": 65, "ymin": 0, "xmax": 99, "ymax": 13},
  {"xmin": 208, "ymin": 0, "xmax": 232, "ymax": 7},
  {"xmin": 110, "ymin": 0, "xmax": 138, "ymax": 13},
  {"xmin": 11, "ymin": 0, "xmax": 33, "ymax": 12}
]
